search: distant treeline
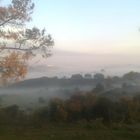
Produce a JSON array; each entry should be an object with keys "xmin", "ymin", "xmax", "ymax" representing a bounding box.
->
[{"xmin": 8, "ymin": 71, "xmax": 140, "ymax": 88}]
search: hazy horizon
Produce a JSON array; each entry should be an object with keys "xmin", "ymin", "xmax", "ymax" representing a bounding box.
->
[
  {"xmin": 2, "ymin": 0, "xmax": 140, "ymax": 79},
  {"xmin": 27, "ymin": 0, "xmax": 140, "ymax": 79},
  {"xmin": 26, "ymin": 48, "xmax": 140, "ymax": 79}
]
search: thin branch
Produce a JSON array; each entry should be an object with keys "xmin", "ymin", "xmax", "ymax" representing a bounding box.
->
[
  {"xmin": 0, "ymin": 16, "xmax": 14, "ymax": 26},
  {"xmin": 0, "ymin": 46, "xmax": 39, "ymax": 51}
]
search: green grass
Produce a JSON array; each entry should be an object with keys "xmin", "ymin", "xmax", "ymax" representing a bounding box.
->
[{"xmin": 0, "ymin": 123, "xmax": 140, "ymax": 140}]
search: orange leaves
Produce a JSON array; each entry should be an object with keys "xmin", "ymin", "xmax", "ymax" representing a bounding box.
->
[
  {"xmin": 0, "ymin": 0, "xmax": 53, "ymax": 85},
  {"xmin": 0, "ymin": 7, "xmax": 7, "ymax": 15},
  {"xmin": 0, "ymin": 32, "xmax": 18, "ymax": 40},
  {"xmin": 0, "ymin": 52, "xmax": 28, "ymax": 84}
]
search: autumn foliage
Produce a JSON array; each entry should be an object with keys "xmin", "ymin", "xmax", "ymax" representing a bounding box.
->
[
  {"xmin": 0, "ymin": 0, "xmax": 54, "ymax": 84},
  {"xmin": 0, "ymin": 52, "xmax": 28, "ymax": 84}
]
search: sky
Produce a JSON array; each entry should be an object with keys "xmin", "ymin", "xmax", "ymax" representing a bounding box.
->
[
  {"xmin": 29, "ymin": 0, "xmax": 140, "ymax": 54},
  {"xmin": 2, "ymin": 0, "xmax": 140, "ymax": 77}
]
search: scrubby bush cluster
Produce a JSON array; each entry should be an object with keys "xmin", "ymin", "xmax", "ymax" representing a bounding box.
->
[
  {"xmin": 0, "ymin": 92, "xmax": 140, "ymax": 126},
  {"xmin": 35, "ymin": 93, "xmax": 140, "ymax": 124}
]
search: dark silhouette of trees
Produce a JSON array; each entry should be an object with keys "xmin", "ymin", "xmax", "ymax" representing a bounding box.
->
[
  {"xmin": 0, "ymin": 93, "xmax": 140, "ymax": 125},
  {"xmin": 123, "ymin": 71, "xmax": 140, "ymax": 80},
  {"xmin": 71, "ymin": 74, "xmax": 83, "ymax": 79},
  {"xmin": 93, "ymin": 83, "xmax": 105, "ymax": 93},
  {"xmin": 94, "ymin": 73, "xmax": 104, "ymax": 83}
]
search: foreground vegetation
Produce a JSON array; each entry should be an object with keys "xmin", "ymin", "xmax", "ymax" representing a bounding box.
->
[
  {"xmin": 0, "ymin": 91, "xmax": 140, "ymax": 140},
  {"xmin": 0, "ymin": 122, "xmax": 140, "ymax": 140}
]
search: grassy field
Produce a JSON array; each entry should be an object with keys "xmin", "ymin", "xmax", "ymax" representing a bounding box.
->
[{"xmin": 0, "ymin": 123, "xmax": 140, "ymax": 140}]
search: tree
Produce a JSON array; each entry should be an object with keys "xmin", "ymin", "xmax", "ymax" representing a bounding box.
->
[
  {"xmin": 93, "ymin": 83, "xmax": 105, "ymax": 93},
  {"xmin": 0, "ymin": 0, "xmax": 54, "ymax": 84},
  {"xmin": 48, "ymin": 98, "xmax": 67, "ymax": 122},
  {"xmin": 123, "ymin": 71, "xmax": 140, "ymax": 80},
  {"xmin": 94, "ymin": 73, "xmax": 104, "ymax": 83}
]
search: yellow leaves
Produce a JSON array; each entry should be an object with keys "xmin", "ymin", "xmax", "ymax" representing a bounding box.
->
[
  {"xmin": 0, "ymin": 7, "xmax": 7, "ymax": 15},
  {"xmin": 0, "ymin": 52, "xmax": 28, "ymax": 84},
  {"xmin": 2, "ymin": 32, "xmax": 18, "ymax": 40},
  {"xmin": 0, "ymin": 28, "xmax": 20, "ymax": 41},
  {"xmin": 0, "ymin": 0, "xmax": 53, "ymax": 85}
]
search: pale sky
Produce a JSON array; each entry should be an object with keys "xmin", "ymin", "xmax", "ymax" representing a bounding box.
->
[
  {"xmin": 2, "ymin": 0, "xmax": 140, "ymax": 78},
  {"xmin": 29, "ymin": 0, "xmax": 140, "ymax": 54}
]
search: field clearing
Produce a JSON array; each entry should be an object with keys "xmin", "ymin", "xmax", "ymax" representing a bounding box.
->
[{"xmin": 0, "ymin": 123, "xmax": 140, "ymax": 140}]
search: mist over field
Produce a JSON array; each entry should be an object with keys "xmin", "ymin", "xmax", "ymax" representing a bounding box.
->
[
  {"xmin": 27, "ymin": 49, "xmax": 140, "ymax": 79},
  {"xmin": 1, "ymin": 70, "xmax": 140, "ymax": 111}
]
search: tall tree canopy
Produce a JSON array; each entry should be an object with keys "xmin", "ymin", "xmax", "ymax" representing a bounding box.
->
[{"xmin": 0, "ymin": 0, "xmax": 54, "ymax": 84}]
